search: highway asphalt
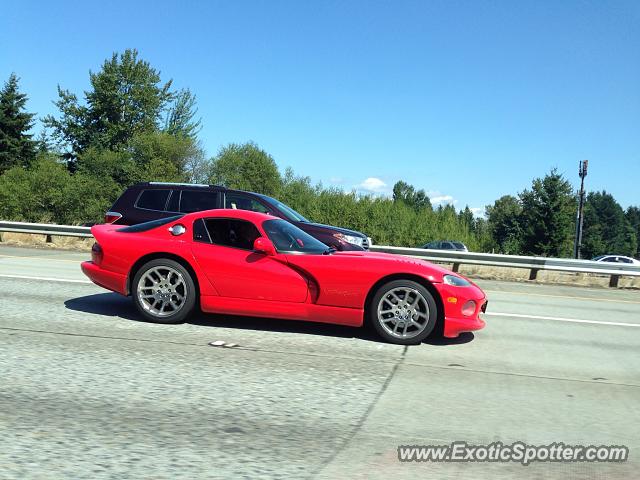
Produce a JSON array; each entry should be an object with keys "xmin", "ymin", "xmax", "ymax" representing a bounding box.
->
[{"xmin": 0, "ymin": 245, "xmax": 639, "ymax": 479}]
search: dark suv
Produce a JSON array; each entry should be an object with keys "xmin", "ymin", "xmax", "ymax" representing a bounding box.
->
[{"xmin": 106, "ymin": 182, "xmax": 371, "ymax": 251}]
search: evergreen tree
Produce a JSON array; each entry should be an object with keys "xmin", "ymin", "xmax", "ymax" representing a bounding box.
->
[
  {"xmin": 458, "ymin": 206, "xmax": 475, "ymax": 232},
  {"xmin": 519, "ymin": 169, "xmax": 576, "ymax": 257},
  {"xmin": 626, "ymin": 206, "xmax": 640, "ymax": 258},
  {"xmin": 0, "ymin": 73, "xmax": 36, "ymax": 172},
  {"xmin": 581, "ymin": 191, "xmax": 636, "ymax": 258}
]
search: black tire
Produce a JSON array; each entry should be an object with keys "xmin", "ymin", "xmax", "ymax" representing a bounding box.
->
[
  {"xmin": 368, "ymin": 279, "xmax": 438, "ymax": 345},
  {"xmin": 131, "ymin": 258, "xmax": 196, "ymax": 324}
]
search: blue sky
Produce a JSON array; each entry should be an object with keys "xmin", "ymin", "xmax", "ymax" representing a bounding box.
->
[{"xmin": 2, "ymin": 0, "xmax": 639, "ymax": 214}]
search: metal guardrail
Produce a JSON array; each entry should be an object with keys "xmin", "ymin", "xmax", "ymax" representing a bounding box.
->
[
  {"xmin": 0, "ymin": 221, "xmax": 92, "ymax": 238},
  {"xmin": 369, "ymin": 245, "xmax": 640, "ymax": 287},
  {"xmin": 1, "ymin": 221, "xmax": 639, "ymax": 287}
]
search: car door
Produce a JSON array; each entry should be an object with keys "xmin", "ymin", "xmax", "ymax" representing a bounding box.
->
[
  {"xmin": 190, "ymin": 217, "xmax": 308, "ymax": 302},
  {"xmin": 179, "ymin": 189, "xmax": 221, "ymax": 213}
]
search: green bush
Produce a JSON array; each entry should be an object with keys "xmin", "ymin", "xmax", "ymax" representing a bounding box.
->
[{"xmin": 0, "ymin": 154, "xmax": 118, "ymax": 224}]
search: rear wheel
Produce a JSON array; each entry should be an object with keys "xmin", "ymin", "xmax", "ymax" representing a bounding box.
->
[
  {"xmin": 132, "ymin": 259, "xmax": 196, "ymax": 324},
  {"xmin": 369, "ymin": 279, "xmax": 437, "ymax": 344}
]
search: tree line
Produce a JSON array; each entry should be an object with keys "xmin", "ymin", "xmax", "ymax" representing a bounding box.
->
[{"xmin": 0, "ymin": 49, "xmax": 638, "ymax": 258}]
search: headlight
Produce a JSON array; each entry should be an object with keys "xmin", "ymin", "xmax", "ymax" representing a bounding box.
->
[
  {"xmin": 334, "ymin": 233, "xmax": 364, "ymax": 247},
  {"xmin": 443, "ymin": 274, "xmax": 471, "ymax": 287}
]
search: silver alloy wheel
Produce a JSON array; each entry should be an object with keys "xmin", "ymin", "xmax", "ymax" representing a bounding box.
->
[
  {"xmin": 136, "ymin": 266, "xmax": 187, "ymax": 318},
  {"xmin": 376, "ymin": 287, "xmax": 430, "ymax": 339}
]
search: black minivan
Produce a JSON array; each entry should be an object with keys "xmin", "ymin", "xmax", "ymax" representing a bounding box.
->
[{"xmin": 106, "ymin": 182, "xmax": 371, "ymax": 251}]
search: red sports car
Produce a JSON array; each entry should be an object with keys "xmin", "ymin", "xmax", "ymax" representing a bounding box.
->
[{"xmin": 81, "ymin": 209, "xmax": 486, "ymax": 344}]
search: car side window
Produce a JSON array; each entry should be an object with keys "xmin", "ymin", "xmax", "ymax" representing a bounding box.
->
[
  {"xmin": 204, "ymin": 218, "xmax": 261, "ymax": 250},
  {"xmin": 441, "ymin": 242, "xmax": 453, "ymax": 250},
  {"xmin": 225, "ymin": 193, "xmax": 270, "ymax": 214},
  {"xmin": 136, "ymin": 189, "xmax": 170, "ymax": 211},
  {"xmin": 192, "ymin": 218, "xmax": 211, "ymax": 243},
  {"xmin": 180, "ymin": 190, "xmax": 219, "ymax": 213},
  {"xmin": 602, "ymin": 257, "xmax": 616, "ymax": 262},
  {"xmin": 166, "ymin": 190, "xmax": 180, "ymax": 212},
  {"xmin": 620, "ymin": 257, "xmax": 632, "ymax": 263}
]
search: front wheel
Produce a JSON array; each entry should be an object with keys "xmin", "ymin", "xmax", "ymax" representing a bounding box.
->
[
  {"xmin": 132, "ymin": 259, "xmax": 196, "ymax": 324},
  {"xmin": 369, "ymin": 280, "xmax": 438, "ymax": 344}
]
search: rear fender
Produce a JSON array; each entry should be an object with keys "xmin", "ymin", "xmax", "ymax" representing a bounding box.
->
[{"xmin": 126, "ymin": 251, "xmax": 218, "ymax": 297}]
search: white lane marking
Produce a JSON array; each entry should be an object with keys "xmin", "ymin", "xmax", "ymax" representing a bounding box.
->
[
  {"xmin": 0, "ymin": 273, "xmax": 637, "ymax": 328},
  {"xmin": 0, "ymin": 274, "xmax": 91, "ymax": 284},
  {"xmin": 484, "ymin": 289, "xmax": 640, "ymax": 305},
  {"xmin": 0, "ymin": 254, "xmax": 85, "ymax": 264},
  {"xmin": 486, "ymin": 312, "xmax": 640, "ymax": 328}
]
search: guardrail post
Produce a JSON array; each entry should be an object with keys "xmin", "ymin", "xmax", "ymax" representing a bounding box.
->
[
  {"xmin": 0, "ymin": 232, "xmax": 3, "ymax": 242},
  {"xmin": 529, "ymin": 269, "xmax": 539, "ymax": 281},
  {"xmin": 609, "ymin": 275, "xmax": 620, "ymax": 288},
  {"xmin": 452, "ymin": 263, "xmax": 460, "ymax": 272},
  {"xmin": 45, "ymin": 234, "xmax": 53, "ymax": 243}
]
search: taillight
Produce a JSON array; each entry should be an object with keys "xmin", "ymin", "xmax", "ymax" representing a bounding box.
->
[
  {"xmin": 104, "ymin": 211, "xmax": 122, "ymax": 224},
  {"xmin": 91, "ymin": 243, "xmax": 103, "ymax": 265}
]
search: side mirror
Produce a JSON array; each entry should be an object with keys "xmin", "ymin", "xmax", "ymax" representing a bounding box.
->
[{"xmin": 253, "ymin": 237, "xmax": 277, "ymax": 256}]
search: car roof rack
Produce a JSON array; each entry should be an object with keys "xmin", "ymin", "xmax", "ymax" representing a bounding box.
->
[{"xmin": 138, "ymin": 182, "xmax": 226, "ymax": 189}]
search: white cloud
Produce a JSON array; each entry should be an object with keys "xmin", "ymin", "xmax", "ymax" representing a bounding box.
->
[
  {"xmin": 470, "ymin": 207, "xmax": 484, "ymax": 217},
  {"xmin": 430, "ymin": 194, "xmax": 457, "ymax": 206},
  {"xmin": 358, "ymin": 177, "xmax": 387, "ymax": 193}
]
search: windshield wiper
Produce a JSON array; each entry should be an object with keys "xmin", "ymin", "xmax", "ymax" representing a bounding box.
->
[{"xmin": 323, "ymin": 247, "xmax": 337, "ymax": 255}]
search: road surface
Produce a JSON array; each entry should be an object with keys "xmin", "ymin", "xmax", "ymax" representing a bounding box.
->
[{"xmin": 1, "ymin": 245, "xmax": 638, "ymax": 479}]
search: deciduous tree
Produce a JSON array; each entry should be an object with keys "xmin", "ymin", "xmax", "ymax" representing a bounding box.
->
[
  {"xmin": 392, "ymin": 180, "xmax": 432, "ymax": 211},
  {"xmin": 164, "ymin": 89, "xmax": 201, "ymax": 140},
  {"xmin": 44, "ymin": 49, "xmax": 174, "ymax": 168},
  {"xmin": 486, "ymin": 195, "xmax": 523, "ymax": 254},
  {"xmin": 209, "ymin": 142, "xmax": 282, "ymax": 195}
]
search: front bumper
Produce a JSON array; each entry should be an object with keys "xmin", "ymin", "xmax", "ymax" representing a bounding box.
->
[
  {"xmin": 81, "ymin": 261, "xmax": 127, "ymax": 295},
  {"xmin": 443, "ymin": 312, "xmax": 486, "ymax": 338},
  {"xmin": 434, "ymin": 282, "xmax": 488, "ymax": 338}
]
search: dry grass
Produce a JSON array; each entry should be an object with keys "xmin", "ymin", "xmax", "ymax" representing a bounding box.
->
[
  {"xmin": 0, "ymin": 232, "xmax": 93, "ymax": 252},
  {"xmin": 456, "ymin": 264, "xmax": 640, "ymax": 289},
  {"xmin": 1, "ymin": 232, "xmax": 638, "ymax": 289}
]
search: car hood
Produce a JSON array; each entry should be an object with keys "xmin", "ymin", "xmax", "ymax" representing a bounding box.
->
[
  {"xmin": 300, "ymin": 221, "xmax": 366, "ymax": 238},
  {"xmin": 330, "ymin": 250, "xmax": 465, "ymax": 283}
]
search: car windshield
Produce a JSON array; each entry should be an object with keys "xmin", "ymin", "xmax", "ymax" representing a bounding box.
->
[
  {"xmin": 259, "ymin": 195, "xmax": 309, "ymax": 223},
  {"xmin": 263, "ymin": 219, "xmax": 328, "ymax": 254}
]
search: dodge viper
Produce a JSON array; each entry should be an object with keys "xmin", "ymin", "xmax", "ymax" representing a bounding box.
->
[{"xmin": 81, "ymin": 209, "xmax": 487, "ymax": 344}]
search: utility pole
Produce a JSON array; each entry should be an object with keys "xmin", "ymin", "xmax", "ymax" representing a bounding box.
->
[{"xmin": 573, "ymin": 160, "xmax": 588, "ymax": 259}]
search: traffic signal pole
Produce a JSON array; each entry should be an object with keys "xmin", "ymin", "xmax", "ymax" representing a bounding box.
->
[{"xmin": 573, "ymin": 160, "xmax": 588, "ymax": 259}]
